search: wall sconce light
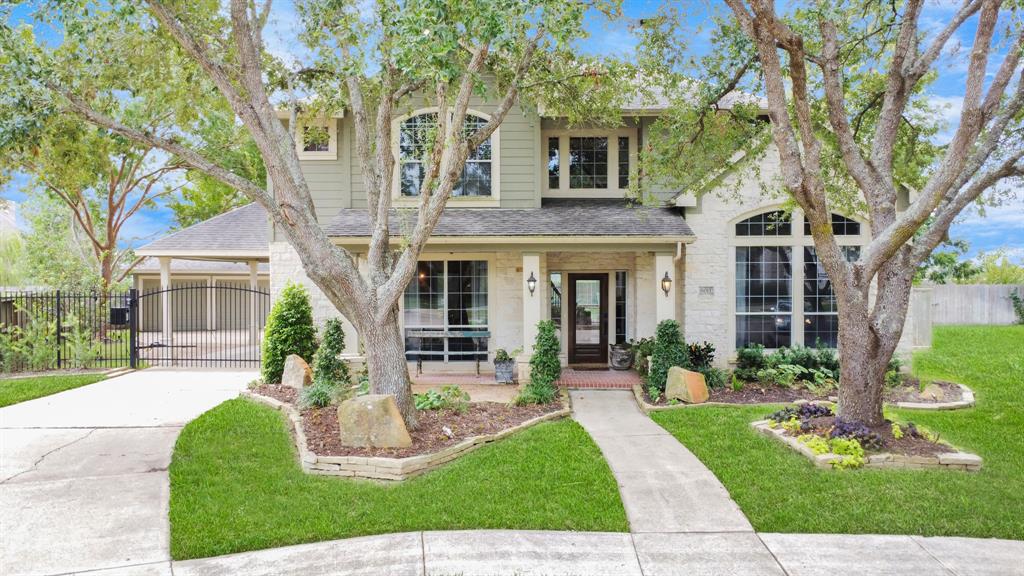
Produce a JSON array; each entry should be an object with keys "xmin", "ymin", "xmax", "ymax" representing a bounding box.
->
[
  {"xmin": 661, "ymin": 271, "xmax": 672, "ymax": 296},
  {"xmin": 527, "ymin": 272, "xmax": 537, "ymax": 296}
]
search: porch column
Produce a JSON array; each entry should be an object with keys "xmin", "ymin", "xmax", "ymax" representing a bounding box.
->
[
  {"xmin": 249, "ymin": 261, "xmax": 259, "ymax": 345},
  {"xmin": 655, "ymin": 252, "xmax": 676, "ymax": 323},
  {"xmin": 520, "ymin": 252, "xmax": 543, "ymax": 381},
  {"xmin": 159, "ymin": 257, "xmax": 172, "ymax": 346}
]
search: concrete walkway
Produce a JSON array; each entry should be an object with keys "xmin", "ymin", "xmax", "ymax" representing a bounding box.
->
[
  {"xmin": 570, "ymin": 389, "xmax": 753, "ymax": 533},
  {"xmin": 0, "ymin": 369, "xmax": 254, "ymax": 576},
  {"xmin": 170, "ymin": 529, "xmax": 1024, "ymax": 576}
]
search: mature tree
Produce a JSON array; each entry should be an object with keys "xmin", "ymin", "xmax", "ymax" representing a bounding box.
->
[
  {"xmin": 166, "ymin": 114, "xmax": 266, "ymax": 229},
  {"xmin": 19, "ymin": 194, "xmax": 102, "ymax": 290},
  {"xmin": 1, "ymin": 113, "xmax": 186, "ymax": 292},
  {"xmin": 641, "ymin": 0, "xmax": 1024, "ymax": 426},
  {"xmin": 1, "ymin": 0, "xmax": 628, "ymax": 426}
]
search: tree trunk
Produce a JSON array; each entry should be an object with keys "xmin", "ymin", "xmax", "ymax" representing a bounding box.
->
[
  {"xmin": 361, "ymin": 308, "xmax": 418, "ymax": 428},
  {"xmin": 834, "ymin": 284, "xmax": 901, "ymax": 427}
]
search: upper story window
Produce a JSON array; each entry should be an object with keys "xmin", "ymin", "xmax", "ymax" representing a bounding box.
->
[
  {"xmin": 803, "ymin": 213, "xmax": 861, "ymax": 236},
  {"xmin": 735, "ymin": 211, "xmax": 792, "ymax": 236},
  {"xmin": 295, "ymin": 119, "xmax": 337, "ymax": 160},
  {"xmin": 569, "ymin": 137, "xmax": 608, "ymax": 189},
  {"xmin": 542, "ymin": 128, "xmax": 636, "ymax": 197},
  {"xmin": 398, "ymin": 111, "xmax": 496, "ymax": 198}
]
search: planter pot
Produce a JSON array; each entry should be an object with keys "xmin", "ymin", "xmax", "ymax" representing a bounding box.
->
[
  {"xmin": 494, "ymin": 360, "xmax": 516, "ymax": 383},
  {"xmin": 609, "ymin": 345, "xmax": 634, "ymax": 370}
]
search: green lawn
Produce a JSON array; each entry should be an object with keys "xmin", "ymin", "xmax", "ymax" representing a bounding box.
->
[
  {"xmin": 652, "ymin": 325, "xmax": 1024, "ymax": 539},
  {"xmin": 0, "ymin": 373, "xmax": 108, "ymax": 407},
  {"xmin": 169, "ymin": 398, "xmax": 628, "ymax": 559}
]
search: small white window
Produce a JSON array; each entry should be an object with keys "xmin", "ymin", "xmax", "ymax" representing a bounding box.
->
[{"xmin": 296, "ymin": 120, "xmax": 337, "ymax": 160}]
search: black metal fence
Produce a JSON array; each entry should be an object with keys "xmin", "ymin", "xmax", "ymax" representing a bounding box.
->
[
  {"xmin": 0, "ymin": 285, "xmax": 270, "ymax": 373},
  {"xmin": 0, "ymin": 290, "xmax": 133, "ymax": 372}
]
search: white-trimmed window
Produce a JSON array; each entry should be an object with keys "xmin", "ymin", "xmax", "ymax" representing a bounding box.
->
[
  {"xmin": 403, "ymin": 259, "xmax": 490, "ymax": 363},
  {"xmin": 542, "ymin": 128, "xmax": 637, "ymax": 197},
  {"xmin": 295, "ymin": 119, "xmax": 338, "ymax": 160},
  {"xmin": 732, "ymin": 209, "xmax": 866, "ymax": 350},
  {"xmin": 395, "ymin": 110, "xmax": 498, "ymax": 200}
]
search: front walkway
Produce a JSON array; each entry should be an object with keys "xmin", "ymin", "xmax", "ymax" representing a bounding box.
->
[
  {"xmin": 571, "ymin": 389, "xmax": 752, "ymax": 532},
  {"xmin": 0, "ymin": 369, "xmax": 254, "ymax": 576}
]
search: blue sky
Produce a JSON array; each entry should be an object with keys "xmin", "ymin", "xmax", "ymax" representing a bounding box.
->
[{"xmin": 2, "ymin": 0, "xmax": 1022, "ymax": 260}]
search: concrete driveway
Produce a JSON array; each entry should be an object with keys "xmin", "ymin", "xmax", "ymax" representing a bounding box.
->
[{"xmin": 0, "ymin": 369, "xmax": 254, "ymax": 576}]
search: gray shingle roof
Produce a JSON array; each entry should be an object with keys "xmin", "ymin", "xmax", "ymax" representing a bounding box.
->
[
  {"xmin": 136, "ymin": 203, "xmax": 268, "ymax": 255},
  {"xmin": 323, "ymin": 199, "xmax": 693, "ymax": 238}
]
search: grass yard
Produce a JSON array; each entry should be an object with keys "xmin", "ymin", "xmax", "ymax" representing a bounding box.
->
[
  {"xmin": 652, "ymin": 325, "xmax": 1024, "ymax": 539},
  {"xmin": 169, "ymin": 398, "xmax": 628, "ymax": 560},
  {"xmin": 0, "ymin": 372, "xmax": 108, "ymax": 407}
]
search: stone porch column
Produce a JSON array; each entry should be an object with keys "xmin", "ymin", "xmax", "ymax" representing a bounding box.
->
[
  {"xmin": 655, "ymin": 252, "xmax": 676, "ymax": 324},
  {"xmin": 519, "ymin": 252, "xmax": 544, "ymax": 382}
]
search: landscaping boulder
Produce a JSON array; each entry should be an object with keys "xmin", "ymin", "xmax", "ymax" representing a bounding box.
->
[
  {"xmin": 281, "ymin": 354, "xmax": 313, "ymax": 389},
  {"xmin": 665, "ymin": 367, "xmax": 709, "ymax": 404},
  {"xmin": 337, "ymin": 394, "xmax": 413, "ymax": 448}
]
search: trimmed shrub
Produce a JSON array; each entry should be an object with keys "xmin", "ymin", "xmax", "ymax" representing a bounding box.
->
[
  {"xmin": 312, "ymin": 318, "xmax": 351, "ymax": 387},
  {"xmin": 516, "ymin": 320, "xmax": 561, "ymax": 405},
  {"xmin": 647, "ymin": 319, "xmax": 689, "ymax": 392},
  {"xmin": 686, "ymin": 341, "xmax": 716, "ymax": 371},
  {"xmin": 261, "ymin": 282, "xmax": 317, "ymax": 384}
]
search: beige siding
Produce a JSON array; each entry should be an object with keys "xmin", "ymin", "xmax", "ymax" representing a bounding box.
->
[
  {"xmin": 297, "ymin": 118, "xmax": 351, "ymax": 221},
  {"xmin": 215, "ymin": 279, "xmax": 270, "ymax": 330}
]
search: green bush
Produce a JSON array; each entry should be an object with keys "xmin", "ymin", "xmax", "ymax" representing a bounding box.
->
[
  {"xmin": 734, "ymin": 344, "xmax": 766, "ymax": 380},
  {"xmin": 630, "ymin": 336, "xmax": 655, "ymax": 376},
  {"xmin": 700, "ymin": 366, "xmax": 729, "ymax": 389},
  {"xmin": 312, "ymin": 318, "xmax": 351, "ymax": 387},
  {"xmin": 1010, "ymin": 289, "xmax": 1024, "ymax": 324},
  {"xmin": 686, "ymin": 341, "xmax": 716, "ymax": 371},
  {"xmin": 299, "ymin": 379, "xmax": 341, "ymax": 409},
  {"xmin": 516, "ymin": 320, "xmax": 561, "ymax": 405},
  {"xmin": 647, "ymin": 320, "xmax": 689, "ymax": 392},
  {"xmin": 414, "ymin": 385, "xmax": 470, "ymax": 413},
  {"xmin": 0, "ymin": 305, "xmax": 57, "ymax": 373},
  {"xmin": 261, "ymin": 282, "xmax": 317, "ymax": 384}
]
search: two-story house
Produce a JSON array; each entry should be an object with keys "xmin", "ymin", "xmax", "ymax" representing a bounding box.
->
[{"xmin": 135, "ymin": 90, "xmax": 916, "ymax": 374}]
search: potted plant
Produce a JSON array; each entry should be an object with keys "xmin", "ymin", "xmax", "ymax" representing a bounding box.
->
[
  {"xmin": 609, "ymin": 341, "xmax": 634, "ymax": 370},
  {"xmin": 493, "ymin": 348, "xmax": 521, "ymax": 384}
]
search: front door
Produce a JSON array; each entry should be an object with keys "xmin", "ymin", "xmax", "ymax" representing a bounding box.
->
[{"xmin": 568, "ymin": 274, "xmax": 608, "ymax": 365}]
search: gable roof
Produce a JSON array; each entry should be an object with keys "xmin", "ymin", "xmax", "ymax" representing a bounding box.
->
[
  {"xmin": 324, "ymin": 199, "xmax": 694, "ymax": 239},
  {"xmin": 135, "ymin": 203, "xmax": 268, "ymax": 259}
]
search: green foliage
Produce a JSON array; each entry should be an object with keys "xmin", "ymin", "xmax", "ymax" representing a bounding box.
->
[
  {"xmin": 700, "ymin": 367, "xmax": 729, "ymax": 390},
  {"xmin": 311, "ymin": 318, "xmax": 350, "ymax": 388},
  {"xmin": 493, "ymin": 348, "xmax": 521, "ymax": 362},
  {"xmin": 738, "ymin": 344, "xmax": 840, "ymax": 391},
  {"xmin": 63, "ymin": 312, "xmax": 102, "ymax": 369},
  {"xmin": 891, "ymin": 422, "xmax": 904, "ymax": 440},
  {"xmin": 261, "ymin": 283, "xmax": 317, "ymax": 384},
  {"xmin": 0, "ymin": 305, "xmax": 56, "ymax": 373},
  {"xmin": 647, "ymin": 320, "xmax": 688, "ymax": 392},
  {"xmin": 646, "ymin": 385, "xmax": 662, "ymax": 403},
  {"xmin": 827, "ymin": 438, "xmax": 865, "ymax": 470},
  {"xmin": 914, "ymin": 238, "xmax": 980, "ymax": 285},
  {"xmin": 1009, "ymin": 290, "xmax": 1024, "ymax": 325},
  {"xmin": 730, "ymin": 372, "xmax": 744, "ymax": 392},
  {"xmin": 298, "ymin": 379, "xmax": 341, "ymax": 409},
  {"xmin": 630, "ymin": 336, "xmax": 655, "ymax": 376},
  {"xmin": 972, "ymin": 251, "xmax": 1024, "ymax": 285},
  {"xmin": 797, "ymin": 434, "xmax": 830, "ymax": 455},
  {"xmin": 516, "ymin": 320, "xmax": 561, "ymax": 405},
  {"xmin": 0, "ymin": 232, "xmax": 30, "ymax": 287},
  {"xmin": 414, "ymin": 385, "xmax": 470, "ymax": 413},
  {"xmin": 734, "ymin": 344, "xmax": 766, "ymax": 381},
  {"xmin": 686, "ymin": 341, "xmax": 715, "ymax": 371},
  {"xmin": 755, "ymin": 364, "xmax": 807, "ymax": 388},
  {"xmin": 19, "ymin": 196, "xmax": 104, "ymax": 291}
]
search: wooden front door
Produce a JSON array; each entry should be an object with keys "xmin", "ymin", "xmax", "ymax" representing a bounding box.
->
[{"xmin": 568, "ymin": 274, "xmax": 608, "ymax": 365}]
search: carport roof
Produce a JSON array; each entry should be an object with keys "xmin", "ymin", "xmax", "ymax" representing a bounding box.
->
[{"xmin": 135, "ymin": 203, "xmax": 268, "ymax": 259}]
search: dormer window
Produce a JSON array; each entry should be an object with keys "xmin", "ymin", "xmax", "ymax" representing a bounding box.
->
[{"xmin": 397, "ymin": 111, "xmax": 497, "ymax": 198}]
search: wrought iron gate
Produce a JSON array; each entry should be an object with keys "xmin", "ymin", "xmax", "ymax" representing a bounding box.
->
[{"xmin": 130, "ymin": 284, "xmax": 270, "ymax": 368}]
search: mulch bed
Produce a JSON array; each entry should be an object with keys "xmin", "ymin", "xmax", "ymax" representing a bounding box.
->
[
  {"xmin": 798, "ymin": 414, "xmax": 949, "ymax": 457},
  {"xmin": 884, "ymin": 379, "xmax": 964, "ymax": 404},
  {"xmin": 252, "ymin": 384, "xmax": 562, "ymax": 458},
  {"xmin": 643, "ymin": 385, "xmax": 825, "ymax": 406}
]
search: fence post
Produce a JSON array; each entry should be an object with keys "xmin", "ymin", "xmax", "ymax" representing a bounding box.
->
[
  {"xmin": 55, "ymin": 289, "xmax": 62, "ymax": 369},
  {"xmin": 129, "ymin": 288, "xmax": 138, "ymax": 369}
]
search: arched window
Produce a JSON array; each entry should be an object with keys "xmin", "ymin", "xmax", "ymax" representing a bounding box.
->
[
  {"xmin": 734, "ymin": 211, "xmax": 864, "ymax": 350},
  {"xmin": 398, "ymin": 112, "xmax": 494, "ymax": 197}
]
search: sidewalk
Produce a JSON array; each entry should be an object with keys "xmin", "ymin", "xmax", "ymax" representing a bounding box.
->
[{"xmin": 171, "ymin": 529, "xmax": 1024, "ymax": 576}]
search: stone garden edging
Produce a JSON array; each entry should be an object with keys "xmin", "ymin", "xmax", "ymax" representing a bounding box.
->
[
  {"xmin": 633, "ymin": 383, "xmax": 977, "ymax": 413},
  {"xmin": 750, "ymin": 419, "xmax": 983, "ymax": 471},
  {"xmin": 242, "ymin": 390, "xmax": 571, "ymax": 481},
  {"xmin": 892, "ymin": 383, "xmax": 976, "ymax": 410}
]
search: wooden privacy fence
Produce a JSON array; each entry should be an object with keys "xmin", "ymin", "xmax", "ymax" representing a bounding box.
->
[{"xmin": 910, "ymin": 284, "xmax": 1023, "ymax": 348}]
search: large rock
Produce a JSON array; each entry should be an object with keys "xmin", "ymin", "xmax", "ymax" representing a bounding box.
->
[
  {"xmin": 337, "ymin": 395, "xmax": 413, "ymax": 448},
  {"xmin": 665, "ymin": 367, "xmax": 709, "ymax": 404},
  {"xmin": 281, "ymin": 354, "xmax": 312, "ymax": 389}
]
